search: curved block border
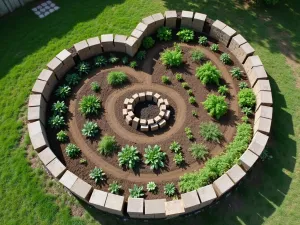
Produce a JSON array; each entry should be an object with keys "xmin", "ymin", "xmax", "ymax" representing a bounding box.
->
[{"xmin": 27, "ymin": 10, "xmax": 273, "ymax": 219}]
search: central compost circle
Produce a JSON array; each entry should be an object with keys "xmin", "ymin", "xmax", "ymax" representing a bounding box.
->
[{"xmin": 134, "ymin": 101, "xmax": 160, "ymax": 119}]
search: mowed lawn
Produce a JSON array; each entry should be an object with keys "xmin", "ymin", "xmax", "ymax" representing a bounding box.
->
[{"xmin": 0, "ymin": 0, "xmax": 299, "ymax": 224}]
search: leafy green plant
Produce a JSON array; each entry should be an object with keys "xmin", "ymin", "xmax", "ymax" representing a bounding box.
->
[
  {"xmin": 161, "ymin": 75, "xmax": 170, "ymax": 84},
  {"xmin": 98, "ymin": 135, "xmax": 117, "ymax": 156},
  {"xmin": 82, "ymin": 121, "xmax": 98, "ymax": 137},
  {"xmin": 76, "ymin": 61, "xmax": 90, "ymax": 75},
  {"xmin": 196, "ymin": 62, "xmax": 221, "ymax": 85},
  {"xmin": 192, "ymin": 110, "xmax": 198, "ymax": 117},
  {"xmin": 94, "ymin": 55, "xmax": 108, "ymax": 67},
  {"xmin": 56, "ymin": 130, "xmax": 68, "ymax": 142},
  {"xmin": 157, "ymin": 27, "xmax": 172, "ymax": 41},
  {"xmin": 79, "ymin": 158, "xmax": 87, "ymax": 164},
  {"xmin": 130, "ymin": 61, "xmax": 138, "ymax": 69},
  {"xmin": 173, "ymin": 153, "xmax": 184, "ymax": 165},
  {"xmin": 107, "ymin": 71, "xmax": 128, "ymax": 86},
  {"xmin": 79, "ymin": 95, "xmax": 101, "ymax": 116},
  {"xmin": 175, "ymin": 73, "xmax": 183, "ymax": 81},
  {"xmin": 187, "ymin": 89, "xmax": 193, "ymax": 96},
  {"xmin": 238, "ymin": 88, "xmax": 256, "ymax": 108},
  {"xmin": 239, "ymin": 82, "xmax": 248, "ymax": 89},
  {"xmin": 230, "ymin": 67, "xmax": 243, "ymax": 80},
  {"xmin": 177, "ymin": 28, "xmax": 194, "ymax": 42},
  {"xmin": 181, "ymin": 82, "xmax": 189, "ymax": 89},
  {"xmin": 65, "ymin": 143, "xmax": 81, "ymax": 158},
  {"xmin": 160, "ymin": 45, "xmax": 183, "ymax": 67},
  {"xmin": 189, "ymin": 96, "xmax": 196, "ymax": 104},
  {"xmin": 65, "ymin": 73, "xmax": 81, "ymax": 86},
  {"xmin": 242, "ymin": 107, "xmax": 252, "ymax": 116},
  {"xmin": 218, "ymin": 85, "xmax": 229, "ymax": 96},
  {"xmin": 89, "ymin": 167, "xmax": 105, "ymax": 183},
  {"xmin": 129, "ymin": 184, "xmax": 144, "ymax": 198},
  {"xmin": 55, "ymin": 85, "xmax": 71, "ymax": 99},
  {"xmin": 164, "ymin": 183, "xmax": 176, "ymax": 197},
  {"xmin": 136, "ymin": 50, "xmax": 146, "ymax": 61},
  {"xmin": 203, "ymin": 94, "xmax": 228, "ymax": 119},
  {"xmin": 191, "ymin": 50, "xmax": 205, "ymax": 62},
  {"xmin": 189, "ymin": 143, "xmax": 208, "ymax": 160},
  {"xmin": 52, "ymin": 101, "xmax": 67, "ymax": 115},
  {"xmin": 122, "ymin": 56, "xmax": 129, "ymax": 65},
  {"xmin": 144, "ymin": 145, "xmax": 166, "ymax": 170},
  {"xmin": 118, "ymin": 145, "xmax": 139, "ymax": 169},
  {"xmin": 220, "ymin": 53, "xmax": 231, "ymax": 64},
  {"xmin": 169, "ymin": 141, "xmax": 181, "ymax": 153},
  {"xmin": 142, "ymin": 37, "xmax": 155, "ymax": 49},
  {"xmin": 199, "ymin": 122, "xmax": 223, "ymax": 143},
  {"xmin": 210, "ymin": 43, "xmax": 219, "ymax": 52},
  {"xmin": 48, "ymin": 115, "xmax": 65, "ymax": 129},
  {"xmin": 108, "ymin": 54, "xmax": 119, "ymax": 64},
  {"xmin": 198, "ymin": 36, "xmax": 208, "ymax": 46},
  {"xmin": 185, "ymin": 127, "xmax": 194, "ymax": 140},
  {"xmin": 90, "ymin": 82, "xmax": 100, "ymax": 92},
  {"xmin": 108, "ymin": 181, "xmax": 122, "ymax": 194},
  {"xmin": 147, "ymin": 181, "xmax": 157, "ymax": 193},
  {"xmin": 242, "ymin": 115, "xmax": 249, "ymax": 123}
]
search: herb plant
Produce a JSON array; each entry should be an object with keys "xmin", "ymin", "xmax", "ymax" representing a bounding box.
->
[
  {"xmin": 65, "ymin": 73, "xmax": 81, "ymax": 86},
  {"xmin": 196, "ymin": 62, "xmax": 221, "ymax": 85},
  {"xmin": 76, "ymin": 61, "xmax": 90, "ymax": 75},
  {"xmin": 161, "ymin": 75, "xmax": 170, "ymax": 84},
  {"xmin": 65, "ymin": 143, "xmax": 81, "ymax": 158},
  {"xmin": 164, "ymin": 183, "xmax": 176, "ymax": 197},
  {"xmin": 136, "ymin": 50, "xmax": 146, "ymax": 61},
  {"xmin": 107, "ymin": 71, "xmax": 128, "ymax": 86},
  {"xmin": 52, "ymin": 101, "xmax": 67, "ymax": 115},
  {"xmin": 98, "ymin": 135, "xmax": 117, "ymax": 156},
  {"xmin": 94, "ymin": 55, "xmax": 108, "ymax": 67},
  {"xmin": 202, "ymin": 94, "xmax": 228, "ymax": 119},
  {"xmin": 55, "ymin": 85, "xmax": 71, "ymax": 99},
  {"xmin": 169, "ymin": 141, "xmax": 181, "ymax": 153},
  {"xmin": 238, "ymin": 88, "xmax": 256, "ymax": 108},
  {"xmin": 81, "ymin": 121, "xmax": 98, "ymax": 137},
  {"xmin": 218, "ymin": 85, "xmax": 229, "ymax": 96},
  {"xmin": 89, "ymin": 167, "xmax": 105, "ymax": 183},
  {"xmin": 198, "ymin": 36, "xmax": 208, "ymax": 46},
  {"xmin": 144, "ymin": 145, "xmax": 166, "ymax": 170},
  {"xmin": 210, "ymin": 44, "xmax": 219, "ymax": 52},
  {"xmin": 48, "ymin": 115, "xmax": 65, "ymax": 129},
  {"xmin": 109, "ymin": 181, "xmax": 122, "ymax": 194},
  {"xmin": 90, "ymin": 82, "xmax": 100, "ymax": 92},
  {"xmin": 129, "ymin": 184, "xmax": 144, "ymax": 198},
  {"xmin": 118, "ymin": 145, "xmax": 139, "ymax": 169},
  {"xmin": 230, "ymin": 67, "xmax": 243, "ymax": 80},
  {"xmin": 157, "ymin": 27, "xmax": 172, "ymax": 41},
  {"xmin": 147, "ymin": 181, "xmax": 157, "ymax": 193},
  {"xmin": 189, "ymin": 143, "xmax": 209, "ymax": 160},
  {"xmin": 56, "ymin": 130, "xmax": 68, "ymax": 142},
  {"xmin": 142, "ymin": 37, "xmax": 155, "ymax": 49},
  {"xmin": 79, "ymin": 95, "xmax": 101, "ymax": 116},
  {"xmin": 177, "ymin": 29, "xmax": 194, "ymax": 42},
  {"xmin": 199, "ymin": 122, "xmax": 223, "ymax": 143},
  {"xmin": 191, "ymin": 50, "xmax": 205, "ymax": 62},
  {"xmin": 220, "ymin": 53, "xmax": 231, "ymax": 64},
  {"xmin": 173, "ymin": 153, "xmax": 184, "ymax": 165}
]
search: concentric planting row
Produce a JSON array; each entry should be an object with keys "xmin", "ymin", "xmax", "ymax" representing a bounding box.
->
[{"xmin": 27, "ymin": 10, "xmax": 273, "ymax": 219}]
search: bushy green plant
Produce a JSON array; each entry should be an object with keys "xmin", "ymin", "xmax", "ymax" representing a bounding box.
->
[
  {"xmin": 147, "ymin": 181, "xmax": 157, "ymax": 192},
  {"xmin": 136, "ymin": 50, "xmax": 146, "ymax": 61},
  {"xmin": 122, "ymin": 56, "xmax": 129, "ymax": 65},
  {"xmin": 187, "ymin": 89, "xmax": 193, "ymax": 96},
  {"xmin": 181, "ymin": 82, "xmax": 189, "ymax": 89},
  {"xmin": 108, "ymin": 181, "xmax": 122, "ymax": 194},
  {"xmin": 203, "ymin": 94, "xmax": 228, "ymax": 119},
  {"xmin": 160, "ymin": 46, "xmax": 183, "ymax": 67},
  {"xmin": 98, "ymin": 135, "xmax": 117, "ymax": 156},
  {"xmin": 108, "ymin": 54, "xmax": 119, "ymax": 64},
  {"xmin": 199, "ymin": 122, "xmax": 223, "ymax": 143},
  {"xmin": 210, "ymin": 43, "xmax": 219, "ymax": 52},
  {"xmin": 65, "ymin": 143, "xmax": 81, "ymax": 158},
  {"xmin": 218, "ymin": 85, "xmax": 229, "ymax": 96},
  {"xmin": 79, "ymin": 158, "xmax": 87, "ymax": 164},
  {"xmin": 175, "ymin": 73, "xmax": 183, "ymax": 81},
  {"xmin": 242, "ymin": 107, "xmax": 252, "ymax": 116},
  {"xmin": 191, "ymin": 50, "xmax": 205, "ymax": 62},
  {"xmin": 65, "ymin": 73, "xmax": 81, "ymax": 86},
  {"xmin": 192, "ymin": 110, "xmax": 198, "ymax": 117},
  {"xmin": 195, "ymin": 62, "xmax": 221, "ymax": 85},
  {"xmin": 169, "ymin": 141, "xmax": 181, "ymax": 153},
  {"xmin": 89, "ymin": 167, "xmax": 105, "ymax": 183},
  {"xmin": 230, "ymin": 67, "xmax": 243, "ymax": 80},
  {"xmin": 144, "ymin": 145, "xmax": 166, "ymax": 170},
  {"xmin": 157, "ymin": 27, "xmax": 172, "ymax": 41},
  {"xmin": 189, "ymin": 96, "xmax": 196, "ymax": 104},
  {"xmin": 179, "ymin": 123, "xmax": 252, "ymax": 192},
  {"xmin": 242, "ymin": 115, "xmax": 249, "ymax": 123},
  {"xmin": 76, "ymin": 61, "xmax": 90, "ymax": 75},
  {"xmin": 79, "ymin": 95, "xmax": 101, "ymax": 116},
  {"xmin": 220, "ymin": 53, "xmax": 231, "ymax": 64},
  {"xmin": 164, "ymin": 183, "xmax": 176, "ymax": 197},
  {"xmin": 161, "ymin": 75, "xmax": 170, "ymax": 84},
  {"xmin": 55, "ymin": 85, "xmax": 71, "ymax": 99},
  {"xmin": 185, "ymin": 127, "xmax": 194, "ymax": 140},
  {"xmin": 238, "ymin": 88, "xmax": 256, "ymax": 108},
  {"xmin": 239, "ymin": 82, "xmax": 248, "ymax": 89},
  {"xmin": 189, "ymin": 143, "xmax": 208, "ymax": 160},
  {"xmin": 52, "ymin": 101, "xmax": 67, "ymax": 115},
  {"xmin": 94, "ymin": 55, "xmax": 108, "ymax": 67},
  {"xmin": 173, "ymin": 153, "xmax": 184, "ymax": 165},
  {"xmin": 107, "ymin": 71, "xmax": 128, "ymax": 86},
  {"xmin": 129, "ymin": 184, "xmax": 144, "ymax": 198},
  {"xmin": 198, "ymin": 36, "xmax": 208, "ymax": 46},
  {"xmin": 130, "ymin": 61, "xmax": 138, "ymax": 68},
  {"xmin": 56, "ymin": 130, "xmax": 68, "ymax": 142},
  {"xmin": 142, "ymin": 36, "xmax": 155, "ymax": 49},
  {"xmin": 82, "ymin": 121, "xmax": 98, "ymax": 137},
  {"xmin": 90, "ymin": 82, "xmax": 100, "ymax": 92},
  {"xmin": 118, "ymin": 145, "xmax": 139, "ymax": 169},
  {"xmin": 177, "ymin": 29, "xmax": 194, "ymax": 42},
  {"xmin": 48, "ymin": 115, "xmax": 65, "ymax": 129}
]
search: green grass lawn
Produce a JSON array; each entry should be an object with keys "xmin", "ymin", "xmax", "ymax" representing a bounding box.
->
[{"xmin": 0, "ymin": 0, "xmax": 299, "ymax": 224}]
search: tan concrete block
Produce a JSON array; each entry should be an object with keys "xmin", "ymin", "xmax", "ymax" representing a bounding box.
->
[
  {"xmin": 197, "ymin": 184, "xmax": 217, "ymax": 208},
  {"xmin": 59, "ymin": 170, "xmax": 78, "ymax": 189},
  {"xmin": 28, "ymin": 94, "xmax": 46, "ymax": 109},
  {"xmin": 236, "ymin": 42, "xmax": 255, "ymax": 64},
  {"xmin": 38, "ymin": 147, "xmax": 56, "ymax": 165},
  {"xmin": 104, "ymin": 193, "xmax": 124, "ymax": 216},
  {"xmin": 244, "ymin": 55, "xmax": 263, "ymax": 74},
  {"xmin": 164, "ymin": 99, "xmax": 170, "ymax": 108},
  {"xmin": 255, "ymin": 105, "xmax": 273, "ymax": 123},
  {"xmin": 89, "ymin": 189, "xmax": 108, "ymax": 211},
  {"xmin": 47, "ymin": 57, "xmax": 63, "ymax": 78},
  {"xmin": 127, "ymin": 104, "xmax": 133, "ymax": 112},
  {"xmin": 147, "ymin": 119, "xmax": 154, "ymax": 125},
  {"xmin": 150, "ymin": 123, "xmax": 159, "ymax": 131},
  {"xmin": 160, "ymin": 105, "xmax": 167, "ymax": 112},
  {"xmin": 239, "ymin": 149, "xmax": 259, "ymax": 171},
  {"xmin": 164, "ymin": 10, "xmax": 177, "ymax": 28},
  {"xmin": 123, "ymin": 98, "xmax": 130, "ymax": 107},
  {"xmin": 154, "ymin": 116, "xmax": 162, "ymax": 123},
  {"xmin": 28, "ymin": 106, "xmax": 46, "ymax": 125},
  {"xmin": 56, "ymin": 49, "xmax": 75, "ymax": 69},
  {"xmin": 113, "ymin": 34, "xmax": 127, "ymax": 53},
  {"xmin": 125, "ymin": 36, "xmax": 139, "ymax": 57},
  {"xmin": 209, "ymin": 20, "xmax": 226, "ymax": 40},
  {"xmin": 142, "ymin": 15, "xmax": 156, "ymax": 35},
  {"xmin": 256, "ymin": 91, "xmax": 273, "ymax": 111},
  {"xmin": 128, "ymin": 111, "xmax": 135, "ymax": 119},
  {"xmin": 228, "ymin": 34, "xmax": 247, "ymax": 52},
  {"xmin": 125, "ymin": 115, "xmax": 133, "ymax": 125},
  {"xmin": 248, "ymin": 65, "xmax": 269, "ymax": 88},
  {"xmin": 226, "ymin": 164, "xmax": 246, "ymax": 184},
  {"xmin": 138, "ymin": 92, "xmax": 146, "ymax": 102},
  {"xmin": 157, "ymin": 98, "xmax": 165, "ymax": 107},
  {"xmin": 152, "ymin": 13, "xmax": 165, "ymax": 31},
  {"xmin": 181, "ymin": 190, "xmax": 201, "ymax": 213},
  {"xmin": 101, "ymin": 34, "xmax": 114, "ymax": 52},
  {"xmin": 127, "ymin": 198, "xmax": 144, "ymax": 218},
  {"xmin": 254, "ymin": 117, "xmax": 272, "ymax": 135},
  {"xmin": 248, "ymin": 131, "xmax": 269, "ymax": 156},
  {"xmin": 181, "ymin": 10, "xmax": 194, "ymax": 28},
  {"xmin": 141, "ymin": 125, "xmax": 149, "ymax": 132},
  {"xmin": 253, "ymin": 79, "xmax": 271, "ymax": 96},
  {"xmin": 213, "ymin": 173, "xmax": 234, "ymax": 197},
  {"xmin": 140, "ymin": 119, "xmax": 147, "ymax": 126},
  {"xmin": 153, "ymin": 93, "xmax": 161, "ymax": 103},
  {"xmin": 165, "ymin": 200, "xmax": 185, "ymax": 218},
  {"xmin": 146, "ymin": 91, "xmax": 153, "ymax": 101},
  {"xmin": 131, "ymin": 29, "xmax": 144, "ymax": 45},
  {"xmin": 122, "ymin": 108, "xmax": 128, "ymax": 118},
  {"xmin": 158, "ymin": 119, "xmax": 167, "ymax": 128},
  {"xmin": 74, "ymin": 40, "xmax": 91, "ymax": 61},
  {"xmin": 70, "ymin": 178, "xmax": 92, "ymax": 201},
  {"xmin": 192, "ymin": 12, "xmax": 207, "ymax": 32},
  {"xmin": 219, "ymin": 25, "xmax": 237, "ymax": 47},
  {"xmin": 164, "ymin": 110, "xmax": 171, "ymax": 120},
  {"xmin": 87, "ymin": 37, "xmax": 103, "ymax": 56},
  {"xmin": 46, "ymin": 158, "xmax": 66, "ymax": 178},
  {"xmin": 145, "ymin": 199, "xmax": 166, "ymax": 219},
  {"xmin": 32, "ymin": 80, "xmax": 51, "ymax": 101},
  {"xmin": 136, "ymin": 22, "xmax": 148, "ymax": 36},
  {"xmin": 38, "ymin": 69, "xmax": 58, "ymax": 92},
  {"xmin": 159, "ymin": 110, "xmax": 165, "ymax": 118},
  {"xmin": 132, "ymin": 117, "xmax": 140, "ymax": 130}
]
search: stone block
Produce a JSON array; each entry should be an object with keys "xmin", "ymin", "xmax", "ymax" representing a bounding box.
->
[
  {"xmin": 127, "ymin": 198, "xmax": 144, "ymax": 218},
  {"xmin": 158, "ymin": 119, "xmax": 167, "ymax": 128},
  {"xmin": 239, "ymin": 149, "xmax": 259, "ymax": 171},
  {"xmin": 70, "ymin": 178, "xmax": 92, "ymax": 201},
  {"xmin": 150, "ymin": 123, "xmax": 159, "ymax": 131},
  {"xmin": 164, "ymin": 110, "xmax": 171, "ymax": 120},
  {"xmin": 255, "ymin": 105, "xmax": 273, "ymax": 123},
  {"xmin": 254, "ymin": 117, "xmax": 272, "ymax": 135},
  {"xmin": 165, "ymin": 200, "xmax": 185, "ymax": 218},
  {"xmin": 122, "ymin": 108, "xmax": 128, "ymax": 118},
  {"xmin": 128, "ymin": 98, "xmax": 134, "ymax": 105},
  {"xmin": 87, "ymin": 37, "xmax": 103, "ymax": 57},
  {"xmin": 244, "ymin": 55, "xmax": 263, "ymax": 75},
  {"xmin": 46, "ymin": 158, "xmax": 66, "ymax": 178},
  {"xmin": 38, "ymin": 69, "xmax": 58, "ymax": 92},
  {"xmin": 141, "ymin": 125, "xmax": 149, "ymax": 132},
  {"xmin": 146, "ymin": 91, "xmax": 153, "ymax": 101},
  {"xmin": 136, "ymin": 22, "xmax": 148, "ymax": 37},
  {"xmin": 132, "ymin": 117, "xmax": 140, "ymax": 130},
  {"xmin": 125, "ymin": 36, "xmax": 139, "ymax": 57},
  {"xmin": 164, "ymin": 10, "xmax": 177, "ymax": 28},
  {"xmin": 164, "ymin": 99, "xmax": 170, "ymax": 108},
  {"xmin": 124, "ymin": 98, "xmax": 130, "ymax": 107},
  {"xmin": 142, "ymin": 15, "xmax": 156, "ymax": 35},
  {"xmin": 59, "ymin": 170, "xmax": 78, "ymax": 189},
  {"xmin": 160, "ymin": 105, "xmax": 167, "ymax": 112},
  {"xmin": 181, "ymin": 190, "xmax": 201, "ymax": 213},
  {"xmin": 197, "ymin": 184, "xmax": 217, "ymax": 208},
  {"xmin": 28, "ymin": 120, "xmax": 45, "ymax": 137},
  {"xmin": 56, "ymin": 49, "xmax": 75, "ymax": 69},
  {"xmin": 147, "ymin": 119, "xmax": 154, "ymax": 125},
  {"xmin": 113, "ymin": 34, "xmax": 127, "ymax": 53},
  {"xmin": 157, "ymin": 98, "xmax": 165, "ymax": 107},
  {"xmin": 28, "ymin": 106, "xmax": 46, "ymax": 125},
  {"xmin": 127, "ymin": 104, "xmax": 133, "ymax": 112},
  {"xmin": 125, "ymin": 115, "xmax": 133, "ymax": 125},
  {"xmin": 256, "ymin": 91, "xmax": 273, "ymax": 111},
  {"xmin": 152, "ymin": 13, "xmax": 165, "ymax": 31},
  {"xmin": 101, "ymin": 34, "xmax": 114, "ymax": 52},
  {"xmin": 128, "ymin": 111, "xmax": 135, "ymax": 119},
  {"xmin": 181, "ymin": 10, "xmax": 194, "ymax": 28},
  {"xmin": 154, "ymin": 116, "xmax": 162, "ymax": 123},
  {"xmin": 144, "ymin": 199, "xmax": 166, "ymax": 219},
  {"xmin": 131, "ymin": 29, "xmax": 144, "ymax": 45},
  {"xmin": 38, "ymin": 147, "xmax": 56, "ymax": 165},
  {"xmin": 89, "ymin": 189, "xmax": 108, "ymax": 210},
  {"xmin": 212, "ymin": 173, "xmax": 234, "ymax": 197},
  {"xmin": 28, "ymin": 94, "xmax": 46, "ymax": 109},
  {"xmin": 32, "ymin": 80, "xmax": 51, "ymax": 101},
  {"xmin": 104, "ymin": 193, "xmax": 124, "ymax": 216},
  {"xmin": 47, "ymin": 57, "xmax": 64, "ymax": 79},
  {"xmin": 248, "ymin": 131, "xmax": 269, "ymax": 156},
  {"xmin": 226, "ymin": 164, "xmax": 246, "ymax": 184},
  {"xmin": 30, "ymin": 132, "xmax": 48, "ymax": 152},
  {"xmin": 153, "ymin": 93, "xmax": 161, "ymax": 103},
  {"xmin": 192, "ymin": 12, "xmax": 207, "ymax": 32},
  {"xmin": 228, "ymin": 34, "xmax": 247, "ymax": 53},
  {"xmin": 159, "ymin": 110, "xmax": 165, "ymax": 118},
  {"xmin": 253, "ymin": 79, "xmax": 271, "ymax": 96},
  {"xmin": 140, "ymin": 119, "xmax": 147, "ymax": 126},
  {"xmin": 235, "ymin": 42, "xmax": 255, "ymax": 64},
  {"xmin": 209, "ymin": 20, "xmax": 226, "ymax": 41},
  {"xmin": 74, "ymin": 40, "xmax": 92, "ymax": 61},
  {"xmin": 132, "ymin": 93, "xmax": 139, "ymax": 104},
  {"xmin": 138, "ymin": 92, "xmax": 146, "ymax": 102},
  {"xmin": 219, "ymin": 25, "xmax": 236, "ymax": 47}
]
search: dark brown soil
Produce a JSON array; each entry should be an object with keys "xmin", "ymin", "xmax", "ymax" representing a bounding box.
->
[{"xmin": 134, "ymin": 101, "xmax": 160, "ymax": 119}]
